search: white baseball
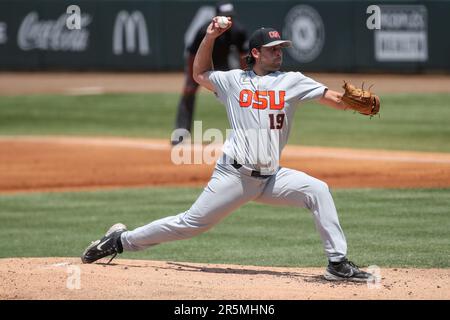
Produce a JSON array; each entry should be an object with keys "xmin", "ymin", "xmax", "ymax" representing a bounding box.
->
[{"xmin": 217, "ymin": 16, "xmax": 229, "ymax": 29}]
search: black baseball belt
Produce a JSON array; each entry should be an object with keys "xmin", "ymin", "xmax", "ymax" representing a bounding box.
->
[{"xmin": 230, "ymin": 159, "xmax": 273, "ymax": 179}]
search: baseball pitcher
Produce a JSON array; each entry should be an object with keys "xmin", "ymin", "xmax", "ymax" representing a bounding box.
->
[{"xmin": 82, "ymin": 17, "xmax": 380, "ymax": 282}]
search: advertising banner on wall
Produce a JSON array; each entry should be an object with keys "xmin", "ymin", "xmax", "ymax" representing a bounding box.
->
[
  {"xmin": 0, "ymin": 0, "xmax": 448, "ymax": 72},
  {"xmin": 374, "ymin": 5, "xmax": 428, "ymax": 62}
]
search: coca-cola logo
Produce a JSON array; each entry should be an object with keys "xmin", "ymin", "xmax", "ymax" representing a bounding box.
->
[{"xmin": 18, "ymin": 12, "xmax": 91, "ymax": 51}]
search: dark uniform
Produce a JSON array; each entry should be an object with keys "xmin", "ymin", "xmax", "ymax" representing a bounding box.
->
[
  {"xmin": 189, "ymin": 19, "xmax": 248, "ymax": 71},
  {"xmin": 172, "ymin": 2, "xmax": 248, "ymax": 145}
]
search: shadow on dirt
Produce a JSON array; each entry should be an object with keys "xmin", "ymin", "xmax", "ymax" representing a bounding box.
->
[
  {"xmin": 164, "ymin": 262, "xmax": 364, "ymax": 286},
  {"xmin": 97, "ymin": 260, "xmax": 366, "ymax": 285}
]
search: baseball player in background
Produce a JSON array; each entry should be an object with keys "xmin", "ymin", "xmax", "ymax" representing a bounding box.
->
[
  {"xmin": 82, "ymin": 17, "xmax": 373, "ymax": 282},
  {"xmin": 171, "ymin": 1, "xmax": 248, "ymax": 145}
]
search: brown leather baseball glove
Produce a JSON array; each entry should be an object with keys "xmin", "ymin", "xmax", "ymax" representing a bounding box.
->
[{"xmin": 341, "ymin": 81, "xmax": 380, "ymax": 116}]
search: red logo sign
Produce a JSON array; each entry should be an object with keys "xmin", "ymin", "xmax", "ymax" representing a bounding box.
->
[
  {"xmin": 268, "ymin": 31, "xmax": 280, "ymax": 39},
  {"xmin": 239, "ymin": 90, "xmax": 285, "ymax": 110}
]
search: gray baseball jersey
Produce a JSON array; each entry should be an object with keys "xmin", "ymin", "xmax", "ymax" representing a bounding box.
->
[
  {"xmin": 120, "ymin": 69, "xmax": 348, "ymax": 263},
  {"xmin": 209, "ymin": 69, "xmax": 327, "ymax": 175}
]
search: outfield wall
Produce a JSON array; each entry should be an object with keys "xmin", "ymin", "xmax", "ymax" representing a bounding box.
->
[{"xmin": 0, "ymin": 0, "xmax": 449, "ymax": 72}]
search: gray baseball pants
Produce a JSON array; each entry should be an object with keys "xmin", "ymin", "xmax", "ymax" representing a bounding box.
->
[{"xmin": 120, "ymin": 156, "xmax": 348, "ymax": 262}]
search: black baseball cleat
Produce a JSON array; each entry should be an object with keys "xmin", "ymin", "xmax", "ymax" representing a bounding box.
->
[
  {"xmin": 81, "ymin": 223, "xmax": 127, "ymax": 264},
  {"xmin": 324, "ymin": 258, "xmax": 373, "ymax": 282}
]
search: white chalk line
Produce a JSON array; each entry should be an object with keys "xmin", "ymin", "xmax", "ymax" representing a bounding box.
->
[
  {"xmin": 64, "ymin": 86, "xmax": 105, "ymax": 96},
  {"xmin": 36, "ymin": 261, "xmax": 72, "ymax": 270}
]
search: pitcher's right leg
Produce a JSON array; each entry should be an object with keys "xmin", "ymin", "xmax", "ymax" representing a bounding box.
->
[
  {"xmin": 256, "ymin": 167, "xmax": 347, "ymax": 262},
  {"xmin": 255, "ymin": 167, "xmax": 372, "ymax": 282}
]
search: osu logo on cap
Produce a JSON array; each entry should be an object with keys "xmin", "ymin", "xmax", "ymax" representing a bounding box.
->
[{"xmin": 268, "ymin": 31, "xmax": 280, "ymax": 39}]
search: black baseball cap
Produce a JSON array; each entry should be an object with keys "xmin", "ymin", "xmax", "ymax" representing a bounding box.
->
[
  {"xmin": 216, "ymin": 1, "xmax": 236, "ymax": 16},
  {"xmin": 248, "ymin": 27, "xmax": 292, "ymax": 51}
]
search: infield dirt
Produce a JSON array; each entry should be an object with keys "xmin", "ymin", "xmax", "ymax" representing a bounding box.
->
[
  {"xmin": 1, "ymin": 136, "xmax": 450, "ymax": 193},
  {"xmin": 0, "ymin": 258, "xmax": 449, "ymax": 300},
  {"xmin": 2, "ymin": 72, "xmax": 450, "ymax": 95}
]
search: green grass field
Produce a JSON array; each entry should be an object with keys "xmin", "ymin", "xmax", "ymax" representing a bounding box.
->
[
  {"xmin": 0, "ymin": 92, "xmax": 449, "ymax": 152},
  {"xmin": 0, "ymin": 187, "xmax": 449, "ymax": 267},
  {"xmin": 0, "ymin": 92, "xmax": 449, "ymax": 268}
]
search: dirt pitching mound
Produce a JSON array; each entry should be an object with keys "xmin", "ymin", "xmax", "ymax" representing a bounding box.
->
[
  {"xmin": 1, "ymin": 136, "xmax": 450, "ymax": 193},
  {"xmin": 0, "ymin": 258, "xmax": 448, "ymax": 300}
]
